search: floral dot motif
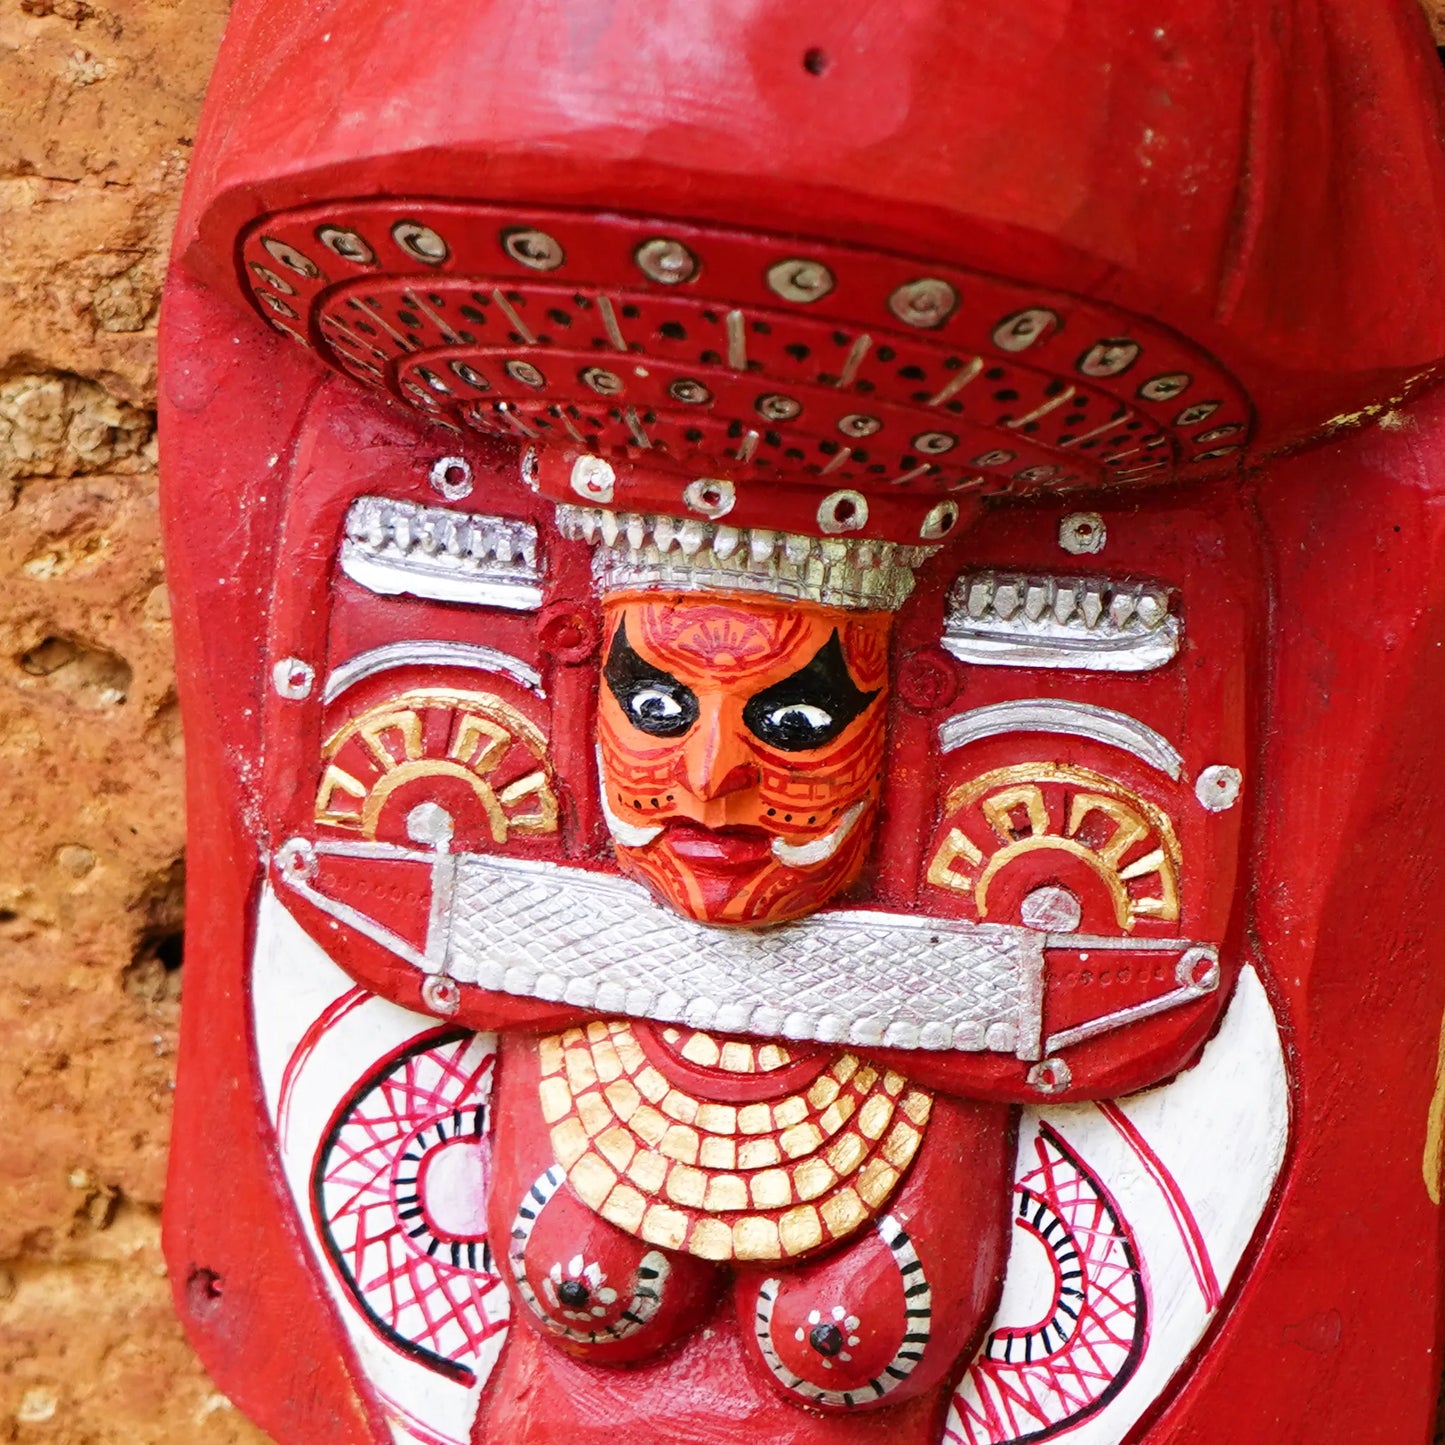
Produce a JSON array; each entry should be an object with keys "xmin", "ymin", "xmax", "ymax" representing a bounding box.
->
[
  {"xmin": 794, "ymin": 1305, "xmax": 862, "ymax": 1368},
  {"xmin": 543, "ymin": 1255, "xmax": 620, "ymax": 1321}
]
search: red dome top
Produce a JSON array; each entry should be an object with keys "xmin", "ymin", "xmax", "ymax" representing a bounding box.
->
[{"xmin": 177, "ymin": 0, "xmax": 1445, "ymax": 494}]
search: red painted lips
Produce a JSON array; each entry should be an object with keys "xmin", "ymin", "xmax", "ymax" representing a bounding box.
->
[{"xmin": 659, "ymin": 821, "xmax": 774, "ymax": 873}]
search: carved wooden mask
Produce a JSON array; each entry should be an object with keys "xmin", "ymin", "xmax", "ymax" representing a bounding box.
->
[{"xmin": 159, "ymin": 3, "xmax": 1445, "ymax": 1444}]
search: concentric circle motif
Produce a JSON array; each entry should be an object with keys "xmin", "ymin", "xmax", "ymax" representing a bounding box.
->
[
  {"xmin": 944, "ymin": 1124, "xmax": 1146, "ymax": 1445},
  {"xmin": 539, "ymin": 1020, "xmax": 932, "ymax": 1264},
  {"xmin": 312, "ymin": 1030, "xmax": 509, "ymax": 1382}
]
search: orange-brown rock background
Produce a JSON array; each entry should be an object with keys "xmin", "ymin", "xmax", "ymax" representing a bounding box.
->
[
  {"xmin": 0, "ymin": 0, "xmax": 267, "ymax": 1437},
  {"xmin": 2, "ymin": 2, "xmax": 1445, "ymax": 1443}
]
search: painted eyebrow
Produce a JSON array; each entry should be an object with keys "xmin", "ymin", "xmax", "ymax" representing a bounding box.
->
[{"xmin": 741, "ymin": 630, "xmax": 880, "ymax": 747}]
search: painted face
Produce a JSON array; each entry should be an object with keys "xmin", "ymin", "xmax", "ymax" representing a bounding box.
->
[{"xmin": 596, "ymin": 591, "xmax": 892, "ymax": 925}]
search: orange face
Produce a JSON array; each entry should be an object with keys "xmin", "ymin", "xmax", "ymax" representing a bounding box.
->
[{"xmin": 597, "ymin": 591, "xmax": 892, "ymax": 926}]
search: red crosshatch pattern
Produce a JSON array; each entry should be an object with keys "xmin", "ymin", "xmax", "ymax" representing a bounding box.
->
[
  {"xmin": 311, "ymin": 1031, "xmax": 509, "ymax": 1383},
  {"xmin": 947, "ymin": 1124, "xmax": 1145, "ymax": 1445}
]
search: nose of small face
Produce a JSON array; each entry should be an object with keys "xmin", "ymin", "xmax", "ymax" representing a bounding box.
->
[{"xmin": 678, "ymin": 698, "xmax": 759, "ymax": 809}]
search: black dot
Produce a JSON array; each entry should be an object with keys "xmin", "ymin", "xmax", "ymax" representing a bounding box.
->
[
  {"xmin": 910, "ymin": 390, "xmax": 930, "ymax": 404},
  {"xmin": 945, "ymin": 400, "xmax": 964, "ymax": 413},
  {"xmin": 832, "ymin": 330, "xmax": 851, "ymax": 346},
  {"xmin": 785, "ymin": 342, "xmax": 811, "ymax": 362},
  {"xmin": 548, "ymin": 308, "xmax": 572, "ymax": 327},
  {"xmin": 803, "ymin": 47, "xmax": 829, "ymax": 75},
  {"xmin": 1022, "ymin": 422, "xmax": 1039, "ymax": 434},
  {"xmin": 868, "ymin": 463, "xmax": 886, "ymax": 473},
  {"xmin": 1045, "ymin": 378, "xmax": 1069, "ymax": 396},
  {"xmin": 944, "ymin": 356, "xmax": 965, "ymax": 370},
  {"xmin": 785, "ymin": 814, "xmax": 793, "ymax": 822},
  {"xmin": 660, "ymin": 320, "xmax": 687, "ymax": 340},
  {"xmin": 752, "ymin": 320, "xmax": 772, "ymax": 335},
  {"xmin": 985, "ymin": 366, "xmax": 1006, "ymax": 381},
  {"xmin": 764, "ymin": 430, "xmax": 783, "ymax": 448},
  {"xmin": 621, "ymin": 304, "xmax": 641, "ymax": 319},
  {"xmin": 1063, "ymin": 413, "xmax": 1086, "ymax": 426},
  {"xmin": 855, "ymin": 379, "xmax": 875, "ymax": 394},
  {"xmin": 819, "ymin": 439, "xmax": 840, "ymax": 455},
  {"xmin": 768, "ymin": 808, "xmax": 777, "ymax": 816},
  {"xmin": 557, "ymin": 1279, "xmax": 590, "ymax": 1308},
  {"xmin": 900, "ymin": 454, "xmax": 918, "ymax": 469},
  {"xmin": 702, "ymin": 309, "xmax": 719, "ymax": 323},
  {"xmin": 808, "ymin": 1321, "xmax": 845, "ymax": 1355},
  {"xmin": 817, "ymin": 373, "xmax": 839, "ymax": 386},
  {"xmin": 876, "ymin": 345, "xmax": 897, "ymax": 362},
  {"xmin": 700, "ymin": 349, "xmax": 722, "ymax": 364},
  {"xmin": 632, "ymin": 800, "xmax": 642, "ymax": 810},
  {"xmin": 784, "ymin": 447, "xmax": 804, "ymax": 460},
  {"xmin": 685, "ymin": 428, "xmax": 704, "ymax": 442},
  {"xmin": 899, "ymin": 364, "xmax": 925, "ymax": 381},
  {"xmin": 808, "ymin": 816, "xmax": 817, "ymax": 824},
  {"xmin": 993, "ymin": 388, "xmax": 1019, "ymax": 402}
]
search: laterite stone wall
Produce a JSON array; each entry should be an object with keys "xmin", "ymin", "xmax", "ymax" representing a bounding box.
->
[
  {"xmin": 0, "ymin": 0, "xmax": 265, "ymax": 1438},
  {"xmin": 1, "ymin": 3, "xmax": 1444, "ymax": 1442}
]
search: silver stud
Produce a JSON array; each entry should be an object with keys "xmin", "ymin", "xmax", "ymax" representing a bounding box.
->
[
  {"xmin": 1026, "ymin": 1058, "xmax": 1072, "ymax": 1094},
  {"xmin": 1078, "ymin": 339, "xmax": 1141, "ymax": 378},
  {"xmin": 271, "ymin": 657, "xmax": 315, "ymax": 700},
  {"xmin": 817, "ymin": 489, "xmax": 868, "ymax": 534},
  {"xmin": 756, "ymin": 393, "xmax": 802, "ymax": 422},
  {"xmin": 502, "ymin": 227, "xmax": 564, "ymax": 271},
  {"xmin": 683, "ymin": 478, "xmax": 736, "ymax": 519},
  {"xmin": 765, "ymin": 258, "xmax": 834, "ymax": 303},
  {"xmin": 391, "ymin": 219, "xmax": 450, "ymax": 265},
  {"xmin": 450, "ymin": 361, "xmax": 490, "ymax": 390},
  {"xmin": 1195, "ymin": 445, "xmax": 1240, "ymax": 461},
  {"xmin": 248, "ymin": 263, "xmax": 295, "ymax": 294},
  {"xmin": 429, "ymin": 455, "xmax": 473, "ymax": 501},
  {"xmin": 421, "ymin": 975, "xmax": 461, "ymax": 1016},
  {"xmin": 668, "ymin": 378, "xmax": 712, "ymax": 405},
  {"xmin": 1020, "ymin": 885, "xmax": 1082, "ymax": 933},
  {"xmin": 634, "ymin": 237, "xmax": 699, "ymax": 285},
  {"xmin": 972, "ymin": 448, "xmax": 1015, "ymax": 467},
  {"xmin": 416, "ymin": 367, "xmax": 451, "ymax": 395},
  {"xmin": 1196, "ymin": 423, "xmax": 1242, "ymax": 444},
  {"xmin": 1059, "ymin": 511, "xmax": 1106, "ymax": 555},
  {"xmin": 837, "ymin": 413, "xmax": 881, "ymax": 438},
  {"xmin": 919, "ymin": 500, "xmax": 959, "ymax": 540},
  {"xmin": 1195, "ymin": 764, "xmax": 1242, "ymax": 812},
  {"xmin": 261, "ymin": 236, "xmax": 320, "ymax": 278},
  {"xmin": 580, "ymin": 367, "xmax": 624, "ymax": 396},
  {"xmin": 912, "ymin": 430, "xmax": 956, "ymax": 455},
  {"xmin": 1177, "ymin": 947, "xmax": 1221, "ymax": 992},
  {"xmin": 505, "ymin": 359, "xmax": 546, "ymax": 389},
  {"xmin": 1175, "ymin": 400, "xmax": 1221, "ymax": 427},
  {"xmin": 992, "ymin": 308, "xmax": 1057, "ymax": 352},
  {"xmin": 887, "ymin": 277, "xmax": 957, "ymax": 329},
  {"xmin": 1016, "ymin": 464, "xmax": 1059, "ymax": 483},
  {"xmin": 1140, "ymin": 372, "xmax": 1192, "ymax": 402},
  {"xmin": 571, "ymin": 455, "xmax": 615, "ymax": 503},
  {"xmin": 317, "ymin": 226, "xmax": 375, "ymax": 265}
]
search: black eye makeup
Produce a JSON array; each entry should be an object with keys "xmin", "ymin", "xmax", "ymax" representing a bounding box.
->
[
  {"xmin": 604, "ymin": 620, "xmax": 700, "ymax": 738},
  {"xmin": 742, "ymin": 631, "xmax": 880, "ymax": 753}
]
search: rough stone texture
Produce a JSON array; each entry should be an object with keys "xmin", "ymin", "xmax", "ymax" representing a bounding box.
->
[
  {"xmin": 0, "ymin": 0, "xmax": 267, "ymax": 1439},
  {"xmin": 1, "ymin": 2, "xmax": 1445, "ymax": 1444}
]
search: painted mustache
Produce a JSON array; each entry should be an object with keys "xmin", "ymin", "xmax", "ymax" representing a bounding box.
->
[{"xmin": 600, "ymin": 788, "xmax": 869, "ymax": 871}]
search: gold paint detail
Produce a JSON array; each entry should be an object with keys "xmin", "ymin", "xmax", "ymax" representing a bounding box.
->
[
  {"xmin": 928, "ymin": 761, "xmax": 1182, "ymax": 929},
  {"xmin": 538, "ymin": 1020, "xmax": 930, "ymax": 1261},
  {"xmin": 314, "ymin": 687, "xmax": 558, "ymax": 841}
]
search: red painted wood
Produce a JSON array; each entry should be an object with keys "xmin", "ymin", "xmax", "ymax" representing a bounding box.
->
[{"xmin": 158, "ymin": 3, "xmax": 1445, "ymax": 1442}]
